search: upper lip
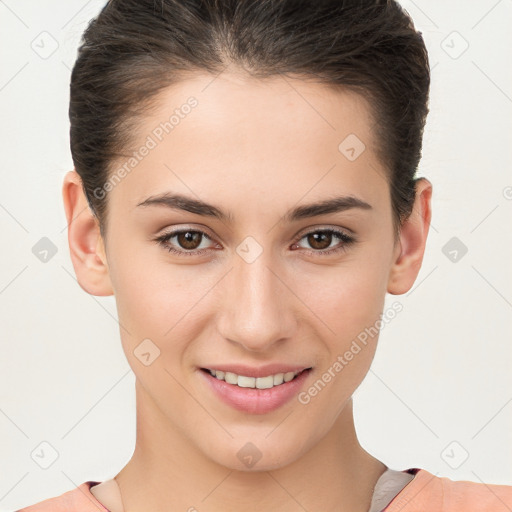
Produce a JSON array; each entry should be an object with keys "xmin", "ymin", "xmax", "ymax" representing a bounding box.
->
[{"xmin": 200, "ymin": 364, "xmax": 312, "ymax": 378}]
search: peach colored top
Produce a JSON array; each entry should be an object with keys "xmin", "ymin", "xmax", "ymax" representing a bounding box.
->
[{"xmin": 15, "ymin": 467, "xmax": 512, "ymax": 512}]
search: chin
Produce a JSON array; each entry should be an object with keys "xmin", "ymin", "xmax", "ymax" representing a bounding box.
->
[{"xmin": 201, "ymin": 429, "xmax": 312, "ymax": 472}]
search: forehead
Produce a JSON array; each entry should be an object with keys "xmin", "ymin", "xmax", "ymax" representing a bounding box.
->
[
  {"xmin": 109, "ymin": 72, "xmax": 388, "ymax": 216},
  {"xmin": 148, "ymin": 71, "xmax": 377, "ymax": 148}
]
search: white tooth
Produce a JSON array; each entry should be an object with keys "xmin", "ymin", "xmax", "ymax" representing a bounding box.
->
[
  {"xmin": 283, "ymin": 371, "xmax": 295, "ymax": 382},
  {"xmin": 225, "ymin": 372, "xmax": 238, "ymax": 385},
  {"xmin": 256, "ymin": 375, "xmax": 274, "ymax": 389},
  {"xmin": 211, "ymin": 369, "xmax": 304, "ymax": 387},
  {"xmin": 237, "ymin": 375, "xmax": 256, "ymax": 388},
  {"xmin": 273, "ymin": 373, "xmax": 284, "ymax": 385}
]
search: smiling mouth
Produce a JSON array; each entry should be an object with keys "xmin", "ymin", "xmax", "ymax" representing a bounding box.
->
[{"xmin": 200, "ymin": 367, "xmax": 312, "ymax": 390}]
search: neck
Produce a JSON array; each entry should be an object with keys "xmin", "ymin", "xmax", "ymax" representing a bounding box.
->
[{"xmin": 115, "ymin": 380, "xmax": 387, "ymax": 512}]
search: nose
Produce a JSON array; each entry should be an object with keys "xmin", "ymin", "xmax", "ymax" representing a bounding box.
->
[{"xmin": 216, "ymin": 249, "xmax": 297, "ymax": 353}]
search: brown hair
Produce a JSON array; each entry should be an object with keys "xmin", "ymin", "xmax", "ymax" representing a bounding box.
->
[{"xmin": 69, "ymin": 0, "xmax": 430, "ymax": 239}]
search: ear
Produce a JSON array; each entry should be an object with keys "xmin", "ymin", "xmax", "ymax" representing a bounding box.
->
[
  {"xmin": 62, "ymin": 170, "xmax": 114, "ymax": 296},
  {"xmin": 387, "ymin": 178, "xmax": 433, "ymax": 295}
]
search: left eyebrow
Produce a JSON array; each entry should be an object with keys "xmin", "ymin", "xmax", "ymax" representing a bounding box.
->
[
  {"xmin": 135, "ymin": 192, "xmax": 372, "ymax": 223},
  {"xmin": 282, "ymin": 195, "xmax": 372, "ymax": 222}
]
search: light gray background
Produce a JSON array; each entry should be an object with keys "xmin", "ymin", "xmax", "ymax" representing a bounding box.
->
[{"xmin": 1, "ymin": 0, "xmax": 511, "ymax": 509}]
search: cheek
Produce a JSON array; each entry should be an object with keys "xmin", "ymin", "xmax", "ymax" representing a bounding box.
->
[
  {"xmin": 296, "ymin": 256, "xmax": 389, "ymax": 340},
  {"xmin": 108, "ymin": 245, "xmax": 218, "ymax": 356},
  {"xmin": 291, "ymin": 243, "xmax": 390, "ymax": 394},
  {"xmin": 295, "ymin": 268, "xmax": 386, "ymax": 420},
  {"xmin": 311, "ymin": 273, "xmax": 383, "ymax": 376}
]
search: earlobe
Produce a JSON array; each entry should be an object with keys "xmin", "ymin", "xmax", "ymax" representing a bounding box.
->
[
  {"xmin": 387, "ymin": 178, "xmax": 433, "ymax": 295},
  {"xmin": 62, "ymin": 170, "xmax": 114, "ymax": 297}
]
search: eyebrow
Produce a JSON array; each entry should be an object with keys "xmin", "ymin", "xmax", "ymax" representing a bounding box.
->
[{"xmin": 136, "ymin": 192, "xmax": 372, "ymax": 223}]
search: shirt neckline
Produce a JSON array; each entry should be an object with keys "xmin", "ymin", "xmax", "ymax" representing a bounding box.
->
[{"xmin": 88, "ymin": 467, "xmax": 425, "ymax": 512}]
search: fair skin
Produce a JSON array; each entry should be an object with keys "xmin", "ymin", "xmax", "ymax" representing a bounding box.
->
[{"xmin": 63, "ymin": 71, "xmax": 432, "ymax": 512}]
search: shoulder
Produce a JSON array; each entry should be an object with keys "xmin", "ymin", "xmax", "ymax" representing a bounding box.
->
[
  {"xmin": 15, "ymin": 481, "xmax": 109, "ymax": 512},
  {"xmin": 438, "ymin": 470, "xmax": 512, "ymax": 511},
  {"xmin": 386, "ymin": 468, "xmax": 512, "ymax": 512}
]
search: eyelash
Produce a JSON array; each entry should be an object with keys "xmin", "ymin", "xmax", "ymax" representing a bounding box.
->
[{"xmin": 154, "ymin": 227, "xmax": 355, "ymax": 257}]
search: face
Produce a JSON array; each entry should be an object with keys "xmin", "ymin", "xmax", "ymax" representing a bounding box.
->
[{"xmin": 99, "ymin": 72, "xmax": 402, "ymax": 470}]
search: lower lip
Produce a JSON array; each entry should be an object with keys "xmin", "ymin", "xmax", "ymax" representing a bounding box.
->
[{"xmin": 199, "ymin": 368, "xmax": 312, "ymax": 415}]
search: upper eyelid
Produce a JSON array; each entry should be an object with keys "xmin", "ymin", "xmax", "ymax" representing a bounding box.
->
[
  {"xmin": 157, "ymin": 225, "xmax": 353, "ymax": 249},
  {"xmin": 159, "ymin": 225, "xmax": 352, "ymax": 240},
  {"xmin": 295, "ymin": 224, "xmax": 353, "ymax": 238},
  {"xmin": 157, "ymin": 226, "xmax": 215, "ymax": 243}
]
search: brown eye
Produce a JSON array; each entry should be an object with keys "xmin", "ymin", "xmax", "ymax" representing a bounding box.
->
[
  {"xmin": 155, "ymin": 229, "xmax": 216, "ymax": 256},
  {"xmin": 293, "ymin": 228, "xmax": 355, "ymax": 256},
  {"xmin": 176, "ymin": 231, "xmax": 203, "ymax": 250},
  {"xmin": 307, "ymin": 232, "xmax": 333, "ymax": 250}
]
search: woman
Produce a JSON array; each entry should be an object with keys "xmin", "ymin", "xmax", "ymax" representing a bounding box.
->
[{"xmin": 17, "ymin": 0, "xmax": 512, "ymax": 510}]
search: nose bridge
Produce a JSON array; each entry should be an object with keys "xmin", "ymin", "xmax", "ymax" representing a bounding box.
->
[{"xmin": 217, "ymin": 248, "xmax": 294, "ymax": 351}]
